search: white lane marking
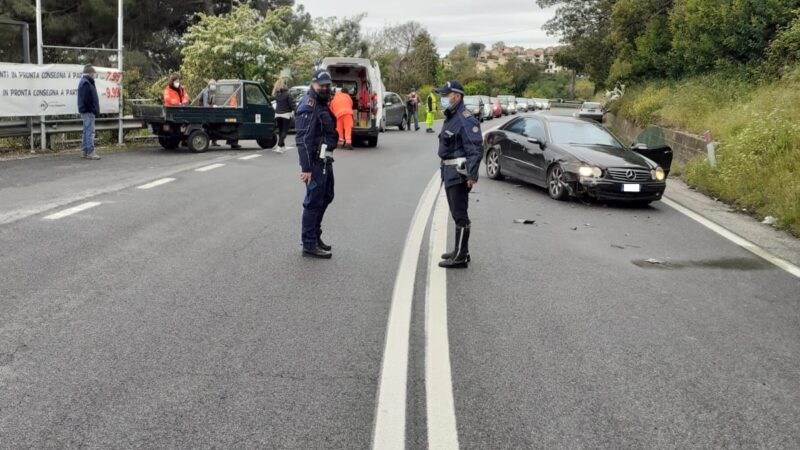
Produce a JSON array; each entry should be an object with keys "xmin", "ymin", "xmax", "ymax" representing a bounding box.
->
[
  {"xmin": 425, "ymin": 189, "xmax": 459, "ymax": 449},
  {"xmin": 372, "ymin": 172, "xmax": 441, "ymax": 450},
  {"xmin": 43, "ymin": 201, "xmax": 102, "ymax": 220},
  {"xmin": 136, "ymin": 178, "xmax": 176, "ymax": 190},
  {"xmin": 195, "ymin": 163, "xmax": 225, "ymax": 172},
  {"xmin": 663, "ymin": 197, "xmax": 800, "ymax": 279},
  {"xmin": 238, "ymin": 154, "xmax": 262, "ymax": 160}
]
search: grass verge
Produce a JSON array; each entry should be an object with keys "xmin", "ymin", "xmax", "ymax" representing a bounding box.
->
[{"xmin": 609, "ymin": 68, "xmax": 800, "ymax": 236}]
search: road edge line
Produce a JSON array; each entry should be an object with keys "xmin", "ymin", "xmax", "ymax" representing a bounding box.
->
[
  {"xmin": 371, "ymin": 172, "xmax": 441, "ymax": 450},
  {"xmin": 662, "ymin": 196, "xmax": 800, "ymax": 279},
  {"xmin": 425, "ymin": 188, "xmax": 459, "ymax": 449}
]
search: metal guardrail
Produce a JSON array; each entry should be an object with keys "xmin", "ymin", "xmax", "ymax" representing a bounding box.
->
[{"xmin": 0, "ymin": 116, "xmax": 144, "ymax": 139}]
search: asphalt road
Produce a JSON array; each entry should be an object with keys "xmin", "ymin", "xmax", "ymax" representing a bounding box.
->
[{"xmin": 1, "ymin": 109, "xmax": 798, "ymax": 449}]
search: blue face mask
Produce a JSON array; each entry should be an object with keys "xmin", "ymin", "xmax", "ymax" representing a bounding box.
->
[{"xmin": 440, "ymin": 97, "xmax": 450, "ymax": 109}]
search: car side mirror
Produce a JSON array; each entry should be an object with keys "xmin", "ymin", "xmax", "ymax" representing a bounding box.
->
[
  {"xmin": 631, "ymin": 143, "xmax": 648, "ymax": 152},
  {"xmin": 527, "ymin": 137, "xmax": 545, "ymax": 150}
]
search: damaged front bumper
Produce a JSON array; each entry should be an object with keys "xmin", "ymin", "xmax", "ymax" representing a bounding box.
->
[{"xmin": 575, "ymin": 176, "xmax": 666, "ymax": 202}]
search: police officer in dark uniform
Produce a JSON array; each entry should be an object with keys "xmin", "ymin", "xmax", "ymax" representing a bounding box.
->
[
  {"xmin": 296, "ymin": 69, "xmax": 339, "ymax": 258},
  {"xmin": 434, "ymin": 80, "xmax": 483, "ymax": 268}
]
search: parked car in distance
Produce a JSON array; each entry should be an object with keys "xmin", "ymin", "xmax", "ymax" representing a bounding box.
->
[
  {"xmin": 463, "ymin": 96, "xmax": 485, "ymax": 122},
  {"xmin": 489, "ymin": 97, "xmax": 503, "ymax": 118},
  {"xmin": 482, "ymin": 114, "xmax": 672, "ymax": 206},
  {"xmin": 479, "ymin": 95, "xmax": 494, "ymax": 120},
  {"xmin": 576, "ymin": 102, "xmax": 604, "ymax": 122},
  {"xmin": 497, "ymin": 97, "xmax": 509, "ymax": 115},
  {"xmin": 383, "ymin": 92, "xmax": 408, "ymax": 130},
  {"xmin": 516, "ymin": 98, "xmax": 528, "ymax": 113},
  {"xmin": 499, "ymin": 95, "xmax": 518, "ymax": 114}
]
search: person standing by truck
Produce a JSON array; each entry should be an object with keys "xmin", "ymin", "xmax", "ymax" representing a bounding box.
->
[
  {"xmin": 163, "ymin": 74, "xmax": 190, "ymax": 106},
  {"xmin": 272, "ymin": 78, "xmax": 296, "ymax": 154},
  {"xmin": 200, "ymin": 79, "xmax": 220, "ymax": 147},
  {"xmin": 296, "ymin": 69, "xmax": 339, "ymax": 259},
  {"xmin": 330, "ymin": 87, "xmax": 354, "ymax": 150},
  {"xmin": 77, "ymin": 65, "xmax": 101, "ymax": 160}
]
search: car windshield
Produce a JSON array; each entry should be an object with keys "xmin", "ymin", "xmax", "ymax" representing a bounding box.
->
[
  {"xmin": 549, "ymin": 121, "xmax": 625, "ymax": 149},
  {"xmin": 464, "ymin": 97, "xmax": 480, "ymax": 105},
  {"xmin": 583, "ymin": 103, "xmax": 601, "ymax": 109}
]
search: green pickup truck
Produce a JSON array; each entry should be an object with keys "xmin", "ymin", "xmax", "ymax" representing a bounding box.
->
[{"xmin": 133, "ymin": 80, "xmax": 277, "ymax": 152}]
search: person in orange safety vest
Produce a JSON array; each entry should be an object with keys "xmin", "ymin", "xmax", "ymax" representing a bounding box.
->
[{"xmin": 163, "ymin": 74, "xmax": 190, "ymax": 106}]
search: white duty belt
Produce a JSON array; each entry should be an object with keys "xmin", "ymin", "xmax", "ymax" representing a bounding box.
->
[
  {"xmin": 442, "ymin": 157, "xmax": 469, "ymax": 175},
  {"xmin": 441, "ymin": 157, "xmax": 466, "ymax": 166}
]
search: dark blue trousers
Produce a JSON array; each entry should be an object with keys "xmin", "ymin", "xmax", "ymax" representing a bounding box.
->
[{"xmin": 302, "ymin": 160, "xmax": 334, "ymax": 249}]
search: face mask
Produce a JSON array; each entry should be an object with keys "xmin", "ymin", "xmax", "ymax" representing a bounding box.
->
[
  {"xmin": 173, "ymin": 82, "xmax": 181, "ymax": 89},
  {"xmin": 440, "ymin": 97, "xmax": 450, "ymax": 109}
]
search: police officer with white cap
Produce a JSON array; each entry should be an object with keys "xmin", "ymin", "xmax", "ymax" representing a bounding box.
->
[{"xmin": 434, "ymin": 80, "xmax": 483, "ymax": 268}]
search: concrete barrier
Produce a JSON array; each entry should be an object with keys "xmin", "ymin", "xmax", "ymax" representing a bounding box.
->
[{"xmin": 605, "ymin": 113, "xmax": 708, "ymax": 164}]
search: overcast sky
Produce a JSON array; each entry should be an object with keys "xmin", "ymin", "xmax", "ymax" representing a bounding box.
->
[{"xmin": 297, "ymin": 0, "xmax": 562, "ymax": 55}]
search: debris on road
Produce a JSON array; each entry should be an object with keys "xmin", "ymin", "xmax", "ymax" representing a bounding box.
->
[
  {"xmin": 611, "ymin": 244, "xmax": 626, "ymax": 249},
  {"xmin": 645, "ymin": 258, "xmax": 667, "ymax": 265},
  {"xmin": 514, "ymin": 219, "xmax": 536, "ymax": 225},
  {"xmin": 762, "ymin": 216, "xmax": 777, "ymax": 225},
  {"xmin": 570, "ymin": 226, "xmax": 578, "ymax": 231}
]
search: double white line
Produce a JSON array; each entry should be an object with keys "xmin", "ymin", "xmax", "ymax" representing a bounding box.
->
[{"xmin": 372, "ymin": 172, "xmax": 459, "ymax": 449}]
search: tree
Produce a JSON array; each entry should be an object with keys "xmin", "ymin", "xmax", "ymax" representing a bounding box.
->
[
  {"xmin": 179, "ymin": 4, "xmax": 296, "ymax": 93},
  {"xmin": 491, "ymin": 41, "xmax": 506, "ymax": 50},
  {"xmin": 407, "ymin": 31, "xmax": 439, "ymax": 90},
  {"xmin": 468, "ymin": 42, "xmax": 486, "ymax": 58},
  {"xmin": 536, "ymin": 0, "xmax": 616, "ymax": 87},
  {"xmin": 446, "ymin": 43, "xmax": 478, "ymax": 83},
  {"xmin": 311, "ymin": 14, "xmax": 368, "ymax": 59}
]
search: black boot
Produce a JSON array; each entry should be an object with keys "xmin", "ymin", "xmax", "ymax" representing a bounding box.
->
[
  {"xmin": 441, "ymin": 225, "xmax": 471, "ymax": 262},
  {"xmin": 303, "ymin": 247, "xmax": 332, "ymax": 259},
  {"xmin": 439, "ymin": 226, "xmax": 470, "ymax": 269},
  {"xmin": 318, "ymin": 236, "xmax": 332, "ymax": 252}
]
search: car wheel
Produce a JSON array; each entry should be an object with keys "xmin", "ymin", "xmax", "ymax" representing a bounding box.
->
[
  {"xmin": 187, "ymin": 130, "xmax": 209, "ymax": 153},
  {"xmin": 398, "ymin": 119, "xmax": 405, "ymax": 131},
  {"xmin": 486, "ymin": 148, "xmax": 504, "ymax": 180},
  {"xmin": 158, "ymin": 136, "xmax": 180, "ymax": 150},
  {"xmin": 257, "ymin": 133, "xmax": 278, "ymax": 149},
  {"xmin": 547, "ymin": 164, "xmax": 570, "ymax": 201}
]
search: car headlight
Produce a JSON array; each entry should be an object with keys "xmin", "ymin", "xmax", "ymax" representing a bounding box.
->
[
  {"xmin": 578, "ymin": 165, "xmax": 602, "ymax": 178},
  {"xmin": 651, "ymin": 167, "xmax": 666, "ymax": 181}
]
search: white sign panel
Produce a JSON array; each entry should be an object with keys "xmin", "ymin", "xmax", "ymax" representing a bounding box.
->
[{"xmin": 0, "ymin": 63, "xmax": 122, "ymax": 117}]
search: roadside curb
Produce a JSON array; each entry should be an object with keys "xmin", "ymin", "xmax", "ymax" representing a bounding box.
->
[{"xmin": 664, "ymin": 179, "xmax": 800, "ymax": 278}]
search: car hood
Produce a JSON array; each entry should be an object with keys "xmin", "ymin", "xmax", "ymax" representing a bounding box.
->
[{"xmin": 558, "ymin": 144, "xmax": 654, "ymax": 169}]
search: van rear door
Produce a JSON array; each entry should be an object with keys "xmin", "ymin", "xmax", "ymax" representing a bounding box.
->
[{"xmin": 370, "ymin": 61, "xmax": 384, "ymax": 125}]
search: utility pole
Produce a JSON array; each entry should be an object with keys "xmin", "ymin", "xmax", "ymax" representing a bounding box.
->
[{"xmin": 35, "ymin": 0, "xmax": 45, "ymax": 150}]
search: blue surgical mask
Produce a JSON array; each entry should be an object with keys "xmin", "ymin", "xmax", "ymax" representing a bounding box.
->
[{"xmin": 440, "ymin": 97, "xmax": 450, "ymax": 109}]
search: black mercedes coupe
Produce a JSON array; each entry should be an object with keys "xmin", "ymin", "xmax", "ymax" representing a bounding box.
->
[{"xmin": 483, "ymin": 115, "xmax": 673, "ymax": 205}]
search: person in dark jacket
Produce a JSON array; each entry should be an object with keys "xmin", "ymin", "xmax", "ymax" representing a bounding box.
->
[
  {"xmin": 434, "ymin": 80, "xmax": 482, "ymax": 269},
  {"xmin": 273, "ymin": 78, "xmax": 296, "ymax": 154},
  {"xmin": 296, "ymin": 69, "xmax": 339, "ymax": 258},
  {"xmin": 77, "ymin": 65, "xmax": 101, "ymax": 160}
]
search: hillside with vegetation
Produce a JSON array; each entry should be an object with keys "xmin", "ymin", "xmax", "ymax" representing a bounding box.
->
[{"xmin": 541, "ymin": 0, "xmax": 800, "ymax": 236}]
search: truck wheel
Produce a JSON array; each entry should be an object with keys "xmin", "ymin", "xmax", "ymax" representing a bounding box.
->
[
  {"xmin": 188, "ymin": 130, "xmax": 209, "ymax": 153},
  {"xmin": 366, "ymin": 137, "xmax": 378, "ymax": 148},
  {"xmin": 257, "ymin": 134, "xmax": 278, "ymax": 149},
  {"xmin": 158, "ymin": 136, "xmax": 180, "ymax": 150}
]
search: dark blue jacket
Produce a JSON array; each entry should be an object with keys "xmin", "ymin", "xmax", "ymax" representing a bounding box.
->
[
  {"xmin": 438, "ymin": 101, "xmax": 483, "ymax": 187},
  {"xmin": 295, "ymin": 89, "xmax": 338, "ymax": 172},
  {"xmin": 77, "ymin": 75, "xmax": 99, "ymax": 115}
]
